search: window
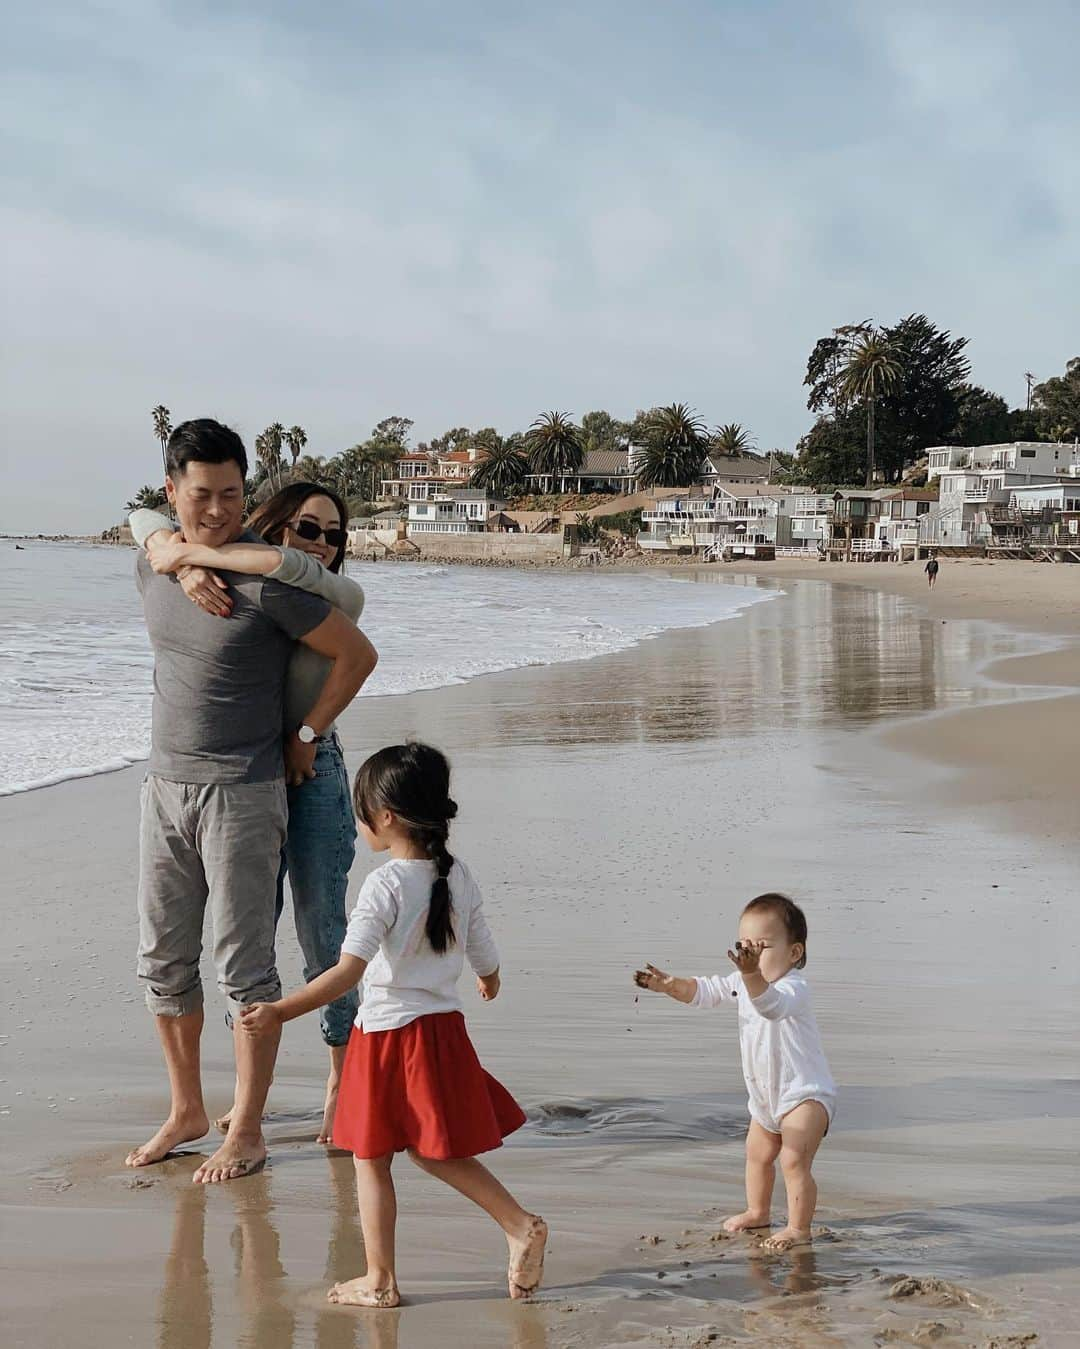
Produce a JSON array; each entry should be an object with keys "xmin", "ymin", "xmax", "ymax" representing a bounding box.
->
[{"xmin": 1020, "ymin": 449, "xmax": 1036, "ymax": 458}]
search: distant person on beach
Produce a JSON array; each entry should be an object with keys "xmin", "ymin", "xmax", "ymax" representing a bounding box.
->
[
  {"xmin": 241, "ymin": 742, "xmax": 547, "ymax": 1307},
  {"xmin": 126, "ymin": 420, "xmax": 377, "ymax": 1184},
  {"xmin": 635, "ymin": 893, "xmax": 835, "ymax": 1251},
  {"xmin": 131, "ymin": 481, "xmax": 366, "ymax": 1142},
  {"xmin": 925, "ymin": 553, "xmax": 940, "ymax": 588}
]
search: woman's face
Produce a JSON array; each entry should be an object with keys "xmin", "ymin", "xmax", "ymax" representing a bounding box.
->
[{"xmin": 282, "ymin": 494, "xmax": 342, "ymax": 568}]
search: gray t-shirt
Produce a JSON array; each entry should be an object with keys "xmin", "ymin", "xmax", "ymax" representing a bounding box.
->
[{"xmin": 136, "ymin": 532, "xmax": 331, "ymax": 784}]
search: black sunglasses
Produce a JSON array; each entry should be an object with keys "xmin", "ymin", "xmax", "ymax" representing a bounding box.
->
[{"xmin": 292, "ymin": 518, "xmax": 347, "ymax": 548}]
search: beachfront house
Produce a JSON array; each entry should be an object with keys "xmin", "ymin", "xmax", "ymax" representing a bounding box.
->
[
  {"xmin": 523, "ymin": 449, "xmax": 636, "ymax": 496},
  {"xmin": 984, "ymin": 482, "xmax": 1080, "ymax": 558},
  {"xmin": 925, "ymin": 441, "xmax": 1079, "ymax": 483},
  {"xmin": 407, "ymin": 488, "xmax": 507, "ymax": 535},
  {"xmin": 697, "ymin": 450, "xmax": 773, "ymax": 488},
  {"xmin": 923, "ymin": 467, "xmax": 1063, "ymax": 548},
  {"xmin": 380, "ymin": 448, "xmax": 484, "ymax": 503},
  {"xmin": 638, "ymin": 486, "xmax": 806, "ymax": 556},
  {"xmin": 875, "ymin": 489, "xmax": 936, "ymax": 559}
]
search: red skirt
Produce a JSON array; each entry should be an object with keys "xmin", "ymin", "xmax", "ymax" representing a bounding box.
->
[{"xmin": 332, "ymin": 1011, "xmax": 527, "ymax": 1160}]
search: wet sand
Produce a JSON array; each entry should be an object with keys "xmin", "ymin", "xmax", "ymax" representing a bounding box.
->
[{"xmin": 1, "ymin": 570, "xmax": 1078, "ymax": 1348}]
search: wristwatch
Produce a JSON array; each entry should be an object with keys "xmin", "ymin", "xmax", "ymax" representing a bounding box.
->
[{"xmin": 297, "ymin": 724, "xmax": 324, "ymax": 745}]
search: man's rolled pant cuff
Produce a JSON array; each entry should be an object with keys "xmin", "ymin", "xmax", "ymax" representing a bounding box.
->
[
  {"xmin": 224, "ymin": 987, "xmax": 282, "ymax": 1028},
  {"xmin": 145, "ymin": 986, "xmax": 204, "ymax": 1017}
]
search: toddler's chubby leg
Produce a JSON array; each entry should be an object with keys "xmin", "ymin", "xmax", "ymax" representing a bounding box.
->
[
  {"xmin": 763, "ymin": 1100, "xmax": 829, "ymax": 1252},
  {"xmin": 723, "ymin": 1120, "xmax": 781, "ymax": 1233}
]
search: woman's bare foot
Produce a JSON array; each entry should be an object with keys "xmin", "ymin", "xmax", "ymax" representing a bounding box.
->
[
  {"xmin": 192, "ymin": 1133, "xmax": 267, "ymax": 1184},
  {"xmin": 507, "ymin": 1215, "xmax": 547, "ymax": 1300},
  {"xmin": 761, "ymin": 1225, "xmax": 812, "ymax": 1252},
  {"xmin": 723, "ymin": 1210, "xmax": 771, "ymax": 1234},
  {"xmin": 327, "ymin": 1277, "xmax": 400, "ymax": 1308},
  {"xmin": 125, "ymin": 1109, "xmax": 210, "ymax": 1168}
]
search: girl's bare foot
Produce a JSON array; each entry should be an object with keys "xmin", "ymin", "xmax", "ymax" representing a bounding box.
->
[
  {"xmin": 762, "ymin": 1225, "xmax": 812, "ymax": 1252},
  {"xmin": 507, "ymin": 1216, "xmax": 547, "ymax": 1299},
  {"xmin": 723, "ymin": 1210, "xmax": 771, "ymax": 1234},
  {"xmin": 125, "ymin": 1109, "xmax": 210, "ymax": 1167},
  {"xmin": 327, "ymin": 1277, "xmax": 400, "ymax": 1308},
  {"xmin": 192, "ymin": 1133, "xmax": 267, "ymax": 1184}
]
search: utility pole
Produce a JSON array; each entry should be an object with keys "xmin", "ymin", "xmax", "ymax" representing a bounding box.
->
[{"xmin": 1024, "ymin": 372, "xmax": 1035, "ymax": 412}]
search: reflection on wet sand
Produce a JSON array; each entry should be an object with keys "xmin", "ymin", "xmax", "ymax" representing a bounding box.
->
[
  {"xmin": 158, "ymin": 1187, "xmax": 211, "ymax": 1349},
  {"xmin": 368, "ymin": 577, "xmax": 1047, "ymax": 750}
]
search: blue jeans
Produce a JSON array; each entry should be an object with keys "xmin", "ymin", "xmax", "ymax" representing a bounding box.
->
[{"xmin": 276, "ymin": 736, "xmax": 358, "ymax": 1047}]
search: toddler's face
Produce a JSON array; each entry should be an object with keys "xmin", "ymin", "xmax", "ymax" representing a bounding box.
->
[{"xmin": 737, "ymin": 908, "xmax": 802, "ymax": 982}]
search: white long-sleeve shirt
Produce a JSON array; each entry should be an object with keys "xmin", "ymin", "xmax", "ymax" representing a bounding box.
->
[
  {"xmin": 341, "ymin": 857, "xmax": 500, "ymax": 1032},
  {"xmin": 693, "ymin": 969, "xmax": 835, "ymax": 1127}
]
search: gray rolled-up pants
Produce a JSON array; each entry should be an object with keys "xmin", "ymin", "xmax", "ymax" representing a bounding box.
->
[{"xmin": 137, "ymin": 775, "xmax": 287, "ymax": 1018}]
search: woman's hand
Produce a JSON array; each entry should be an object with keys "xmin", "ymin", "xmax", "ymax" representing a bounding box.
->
[
  {"xmin": 727, "ymin": 939, "xmax": 766, "ymax": 975},
  {"xmin": 146, "ymin": 531, "xmax": 189, "ymax": 575},
  {"xmin": 477, "ymin": 969, "xmax": 501, "ymax": 1001},
  {"xmin": 240, "ymin": 1003, "xmax": 282, "ymax": 1037},
  {"xmin": 177, "ymin": 566, "xmax": 232, "ymax": 617}
]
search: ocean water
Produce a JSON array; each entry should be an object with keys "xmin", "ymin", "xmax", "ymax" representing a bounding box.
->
[{"xmin": 0, "ymin": 541, "xmax": 775, "ymax": 795}]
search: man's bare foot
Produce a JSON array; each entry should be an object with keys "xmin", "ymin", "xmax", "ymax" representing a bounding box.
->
[
  {"xmin": 317, "ymin": 1072, "xmax": 342, "ymax": 1145},
  {"xmin": 507, "ymin": 1215, "xmax": 547, "ymax": 1300},
  {"xmin": 327, "ymin": 1277, "xmax": 400, "ymax": 1308},
  {"xmin": 762, "ymin": 1225, "xmax": 812, "ymax": 1252},
  {"xmin": 125, "ymin": 1109, "xmax": 210, "ymax": 1168},
  {"xmin": 192, "ymin": 1133, "xmax": 267, "ymax": 1184},
  {"xmin": 722, "ymin": 1210, "xmax": 771, "ymax": 1234}
]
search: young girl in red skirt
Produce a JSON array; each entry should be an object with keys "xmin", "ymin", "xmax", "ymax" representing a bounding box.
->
[{"xmin": 241, "ymin": 742, "xmax": 546, "ymax": 1309}]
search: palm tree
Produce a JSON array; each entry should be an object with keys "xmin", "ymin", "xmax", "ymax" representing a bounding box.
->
[
  {"xmin": 125, "ymin": 484, "xmax": 168, "ymax": 513},
  {"xmin": 259, "ymin": 424, "xmax": 286, "ymax": 489},
  {"xmin": 710, "ymin": 422, "xmax": 756, "ymax": 456},
  {"xmin": 839, "ymin": 335, "xmax": 902, "ymax": 486},
  {"xmin": 469, "ymin": 437, "xmax": 530, "ymax": 497},
  {"xmin": 293, "ymin": 453, "xmax": 331, "ymax": 484},
  {"xmin": 635, "ymin": 403, "xmax": 707, "ymax": 487},
  {"xmin": 151, "ymin": 405, "xmax": 173, "ymax": 517},
  {"xmin": 285, "ymin": 425, "xmax": 307, "ymax": 471},
  {"xmin": 526, "ymin": 411, "xmax": 583, "ymax": 494}
]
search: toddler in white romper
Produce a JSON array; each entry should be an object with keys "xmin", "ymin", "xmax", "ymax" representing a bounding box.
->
[{"xmin": 635, "ymin": 892, "xmax": 835, "ymax": 1251}]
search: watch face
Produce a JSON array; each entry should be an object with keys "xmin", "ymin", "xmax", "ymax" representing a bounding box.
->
[{"xmin": 298, "ymin": 725, "xmax": 315, "ymax": 744}]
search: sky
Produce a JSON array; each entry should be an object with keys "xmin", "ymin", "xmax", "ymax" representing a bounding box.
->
[{"xmin": 2, "ymin": 0, "xmax": 1077, "ymax": 533}]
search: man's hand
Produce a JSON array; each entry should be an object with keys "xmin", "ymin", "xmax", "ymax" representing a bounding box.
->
[
  {"xmin": 727, "ymin": 939, "xmax": 766, "ymax": 976},
  {"xmin": 477, "ymin": 969, "xmax": 501, "ymax": 1001},
  {"xmin": 240, "ymin": 1003, "xmax": 282, "ymax": 1037},
  {"xmin": 285, "ymin": 732, "xmax": 317, "ymax": 787},
  {"xmin": 177, "ymin": 566, "xmax": 232, "ymax": 617}
]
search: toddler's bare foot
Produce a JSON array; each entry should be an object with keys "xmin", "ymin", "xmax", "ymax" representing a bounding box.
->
[
  {"xmin": 192, "ymin": 1133, "xmax": 266, "ymax": 1184},
  {"xmin": 762, "ymin": 1225, "xmax": 812, "ymax": 1252},
  {"xmin": 327, "ymin": 1277, "xmax": 400, "ymax": 1308},
  {"xmin": 507, "ymin": 1215, "xmax": 547, "ymax": 1299},
  {"xmin": 317, "ymin": 1072, "xmax": 341, "ymax": 1145},
  {"xmin": 213, "ymin": 1107, "xmax": 234, "ymax": 1134},
  {"xmin": 125, "ymin": 1109, "xmax": 209, "ymax": 1167},
  {"xmin": 722, "ymin": 1210, "xmax": 771, "ymax": 1234}
]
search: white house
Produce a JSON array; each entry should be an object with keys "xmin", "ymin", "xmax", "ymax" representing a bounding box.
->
[
  {"xmin": 926, "ymin": 441, "xmax": 1078, "ymax": 483},
  {"xmin": 638, "ymin": 486, "xmax": 807, "ymax": 555},
  {"xmin": 407, "ymin": 489, "xmax": 506, "ymax": 534},
  {"xmin": 925, "ymin": 467, "xmax": 1062, "ymax": 547}
]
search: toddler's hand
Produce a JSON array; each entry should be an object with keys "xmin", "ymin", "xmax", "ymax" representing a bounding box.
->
[
  {"xmin": 727, "ymin": 939, "xmax": 765, "ymax": 975},
  {"xmin": 477, "ymin": 970, "xmax": 500, "ymax": 1001},
  {"xmin": 633, "ymin": 962, "xmax": 671, "ymax": 993},
  {"xmin": 240, "ymin": 1003, "xmax": 282, "ymax": 1037}
]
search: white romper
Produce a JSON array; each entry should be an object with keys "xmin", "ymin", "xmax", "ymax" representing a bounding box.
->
[{"xmin": 693, "ymin": 969, "xmax": 836, "ymax": 1135}]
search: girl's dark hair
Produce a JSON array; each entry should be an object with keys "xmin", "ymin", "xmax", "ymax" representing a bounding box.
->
[
  {"xmin": 246, "ymin": 481, "xmax": 349, "ymax": 573},
  {"xmin": 743, "ymin": 893, "xmax": 809, "ymax": 968},
  {"xmin": 353, "ymin": 743, "xmax": 458, "ymax": 954}
]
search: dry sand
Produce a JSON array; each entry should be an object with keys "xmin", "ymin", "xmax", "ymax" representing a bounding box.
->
[{"xmin": 1, "ymin": 561, "xmax": 1078, "ymax": 1348}]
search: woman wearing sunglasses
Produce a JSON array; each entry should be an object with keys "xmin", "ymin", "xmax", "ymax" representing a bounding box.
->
[{"xmin": 130, "ymin": 482, "xmax": 366, "ymax": 1143}]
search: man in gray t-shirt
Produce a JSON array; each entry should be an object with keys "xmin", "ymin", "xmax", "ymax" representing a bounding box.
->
[{"xmin": 126, "ymin": 419, "xmax": 377, "ymax": 1185}]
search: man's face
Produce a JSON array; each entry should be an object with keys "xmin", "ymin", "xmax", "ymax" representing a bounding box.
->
[{"xmin": 166, "ymin": 461, "xmax": 245, "ymax": 545}]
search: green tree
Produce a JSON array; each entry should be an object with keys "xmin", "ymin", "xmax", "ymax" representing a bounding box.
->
[
  {"xmin": 469, "ymin": 435, "xmax": 530, "ymax": 496},
  {"xmin": 949, "ymin": 386, "xmax": 1012, "ymax": 446},
  {"xmin": 634, "ymin": 403, "xmax": 707, "ymax": 487},
  {"xmin": 580, "ymin": 409, "xmax": 630, "ymax": 456},
  {"xmin": 839, "ymin": 333, "xmax": 902, "ymax": 486},
  {"xmin": 418, "ymin": 426, "xmax": 472, "ymax": 456},
  {"xmin": 125, "ymin": 484, "xmax": 168, "ymax": 513},
  {"xmin": 526, "ymin": 411, "xmax": 583, "ymax": 494},
  {"xmin": 710, "ymin": 422, "xmax": 756, "ymax": 456},
  {"xmin": 284, "ymin": 425, "xmax": 307, "ymax": 469},
  {"xmin": 792, "ymin": 410, "xmax": 866, "ymax": 485},
  {"xmin": 1032, "ymin": 357, "xmax": 1080, "ymax": 440},
  {"xmin": 151, "ymin": 405, "xmax": 173, "ymax": 518},
  {"xmin": 370, "ymin": 416, "xmax": 414, "ymax": 448},
  {"xmin": 258, "ymin": 424, "xmax": 286, "ymax": 490}
]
